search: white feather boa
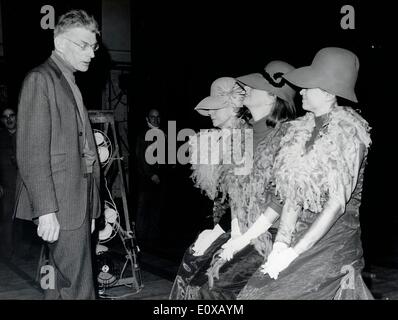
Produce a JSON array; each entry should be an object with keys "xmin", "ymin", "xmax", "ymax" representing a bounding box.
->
[
  {"xmin": 188, "ymin": 121, "xmax": 253, "ymax": 201},
  {"xmin": 273, "ymin": 106, "xmax": 371, "ymax": 213}
]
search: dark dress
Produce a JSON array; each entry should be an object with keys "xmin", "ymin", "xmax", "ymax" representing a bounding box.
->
[
  {"xmin": 198, "ymin": 121, "xmax": 284, "ymax": 300},
  {"xmin": 238, "ymin": 107, "xmax": 373, "ymax": 300},
  {"xmin": 169, "ymin": 122, "xmax": 249, "ymax": 300}
]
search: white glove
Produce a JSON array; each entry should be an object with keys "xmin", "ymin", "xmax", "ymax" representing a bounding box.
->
[
  {"xmin": 260, "ymin": 241, "xmax": 288, "ymax": 279},
  {"xmin": 230, "ymin": 218, "xmax": 242, "ymax": 239},
  {"xmin": 219, "ymin": 235, "xmax": 250, "ymax": 261},
  {"xmin": 265, "ymin": 241, "xmax": 288, "ymax": 264},
  {"xmin": 192, "ymin": 224, "xmax": 225, "ymax": 256},
  {"xmin": 220, "ymin": 213, "xmax": 274, "ymax": 261},
  {"xmin": 261, "ymin": 247, "xmax": 298, "ymax": 279}
]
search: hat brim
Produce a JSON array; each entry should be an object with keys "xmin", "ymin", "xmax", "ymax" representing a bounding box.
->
[
  {"xmin": 236, "ymin": 73, "xmax": 295, "ymax": 106},
  {"xmin": 283, "ymin": 66, "xmax": 324, "ymax": 90},
  {"xmin": 283, "ymin": 66, "xmax": 358, "ymax": 102},
  {"xmin": 194, "ymin": 96, "xmax": 231, "ymax": 116},
  {"xmin": 236, "ymin": 73, "xmax": 275, "ymax": 92}
]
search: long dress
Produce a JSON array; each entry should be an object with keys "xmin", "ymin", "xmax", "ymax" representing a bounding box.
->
[
  {"xmin": 169, "ymin": 119, "xmax": 252, "ymax": 299},
  {"xmin": 238, "ymin": 106, "xmax": 373, "ymax": 300},
  {"xmin": 198, "ymin": 120, "xmax": 285, "ymax": 299}
]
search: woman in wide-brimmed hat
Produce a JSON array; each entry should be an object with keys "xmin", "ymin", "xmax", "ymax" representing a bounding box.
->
[
  {"xmin": 169, "ymin": 76, "xmax": 252, "ymax": 299},
  {"xmin": 196, "ymin": 61, "xmax": 297, "ymax": 299},
  {"xmin": 239, "ymin": 47, "xmax": 373, "ymax": 300}
]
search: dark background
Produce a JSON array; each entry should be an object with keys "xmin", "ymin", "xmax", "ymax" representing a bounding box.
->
[
  {"xmin": 1, "ymin": 0, "xmax": 106, "ymax": 109},
  {"xmin": 130, "ymin": 1, "xmax": 396, "ymax": 267},
  {"xmin": 1, "ymin": 0, "xmax": 395, "ymax": 267}
]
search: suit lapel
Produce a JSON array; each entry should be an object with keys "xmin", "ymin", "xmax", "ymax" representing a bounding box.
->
[
  {"xmin": 47, "ymin": 58, "xmax": 85, "ymax": 154},
  {"xmin": 47, "ymin": 58, "xmax": 84, "ymax": 121}
]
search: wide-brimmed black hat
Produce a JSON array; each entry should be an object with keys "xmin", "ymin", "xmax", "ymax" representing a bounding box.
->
[{"xmin": 236, "ymin": 60, "xmax": 296, "ymax": 108}]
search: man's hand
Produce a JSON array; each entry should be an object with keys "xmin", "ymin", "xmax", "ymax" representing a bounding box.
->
[
  {"xmin": 219, "ymin": 235, "xmax": 250, "ymax": 261},
  {"xmin": 151, "ymin": 174, "xmax": 160, "ymax": 185},
  {"xmin": 38, "ymin": 212, "xmax": 60, "ymax": 243},
  {"xmin": 91, "ymin": 219, "xmax": 96, "ymax": 234}
]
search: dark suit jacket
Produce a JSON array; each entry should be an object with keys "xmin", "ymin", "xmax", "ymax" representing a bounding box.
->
[
  {"xmin": 134, "ymin": 127, "xmax": 163, "ymax": 191},
  {"xmin": 0, "ymin": 129, "xmax": 18, "ymax": 221},
  {"xmin": 15, "ymin": 57, "xmax": 101, "ymax": 230}
]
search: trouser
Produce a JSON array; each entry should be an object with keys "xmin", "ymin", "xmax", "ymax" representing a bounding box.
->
[
  {"xmin": 135, "ymin": 189, "xmax": 162, "ymax": 243},
  {"xmin": 0, "ymin": 219, "xmax": 13, "ymax": 258},
  {"xmin": 0, "ymin": 187, "xmax": 16, "ymax": 258},
  {"xmin": 44, "ymin": 174, "xmax": 96, "ymax": 300}
]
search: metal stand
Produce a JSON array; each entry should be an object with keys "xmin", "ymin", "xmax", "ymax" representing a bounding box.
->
[
  {"xmin": 88, "ymin": 110, "xmax": 143, "ymax": 293},
  {"xmin": 35, "ymin": 243, "xmax": 48, "ymax": 284}
]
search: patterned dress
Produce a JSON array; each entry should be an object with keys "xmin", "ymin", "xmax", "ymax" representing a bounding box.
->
[
  {"xmin": 169, "ymin": 120, "xmax": 252, "ymax": 299},
  {"xmin": 198, "ymin": 122, "xmax": 285, "ymax": 299},
  {"xmin": 238, "ymin": 106, "xmax": 373, "ymax": 299}
]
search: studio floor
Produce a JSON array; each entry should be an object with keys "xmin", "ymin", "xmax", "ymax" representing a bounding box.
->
[{"xmin": 0, "ymin": 240, "xmax": 397, "ymax": 300}]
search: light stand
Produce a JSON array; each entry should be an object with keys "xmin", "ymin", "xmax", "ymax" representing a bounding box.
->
[{"xmin": 89, "ymin": 110, "xmax": 143, "ymax": 296}]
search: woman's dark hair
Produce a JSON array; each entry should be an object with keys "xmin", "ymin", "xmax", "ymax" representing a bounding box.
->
[
  {"xmin": 236, "ymin": 105, "xmax": 252, "ymax": 123},
  {"xmin": 265, "ymin": 97, "xmax": 296, "ymax": 128},
  {"xmin": 336, "ymin": 96, "xmax": 356, "ymax": 108}
]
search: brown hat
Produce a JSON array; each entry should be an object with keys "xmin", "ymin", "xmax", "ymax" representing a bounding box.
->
[
  {"xmin": 283, "ymin": 47, "xmax": 359, "ymax": 102},
  {"xmin": 236, "ymin": 60, "xmax": 296, "ymax": 108},
  {"xmin": 195, "ymin": 77, "xmax": 245, "ymax": 116}
]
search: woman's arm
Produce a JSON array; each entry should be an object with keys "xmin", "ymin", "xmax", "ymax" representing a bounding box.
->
[
  {"xmin": 240, "ymin": 206, "xmax": 279, "ymax": 242},
  {"xmin": 220, "ymin": 206, "xmax": 279, "ymax": 261},
  {"xmin": 274, "ymin": 203, "xmax": 300, "ymax": 246},
  {"xmin": 293, "ymin": 199, "xmax": 343, "ymax": 255},
  {"xmin": 263, "ymin": 143, "xmax": 367, "ymax": 278},
  {"xmin": 294, "ymin": 144, "xmax": 366, "ymax": 255},
  {"xmin": 262, "ymin": 198, "xmax": 344, "ymax": 278}
]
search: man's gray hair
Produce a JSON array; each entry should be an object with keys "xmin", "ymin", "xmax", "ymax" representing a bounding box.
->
[{"xmin": 54, "ymin": 9, "xmax": 100, "ymax": 37}]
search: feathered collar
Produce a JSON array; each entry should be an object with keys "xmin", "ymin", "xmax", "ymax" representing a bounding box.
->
[
  {"xmin": 273, "ymin": 106, "xmax": 371, "ymax": 213},
  {"xmin": 188, "ymin": 119, "xmax": 252, "ymax": 200}
]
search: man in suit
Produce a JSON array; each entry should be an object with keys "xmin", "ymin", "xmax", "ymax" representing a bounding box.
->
[
  {"xmin": 134, "ymin": 108, "xmax": 166, "ymax": 248},
  {"xmin": 15, "ymin": 10, "xmax": 102, "ymax": 299}
]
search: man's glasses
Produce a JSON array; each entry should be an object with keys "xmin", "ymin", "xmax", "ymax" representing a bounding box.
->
[
  {"xmin": 63, "ymin": 37, "xmax": 99, "ymax": 52},
  {"xmin": 1, "ymin": 114, "xmax": 16, "ymax": 120}
]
